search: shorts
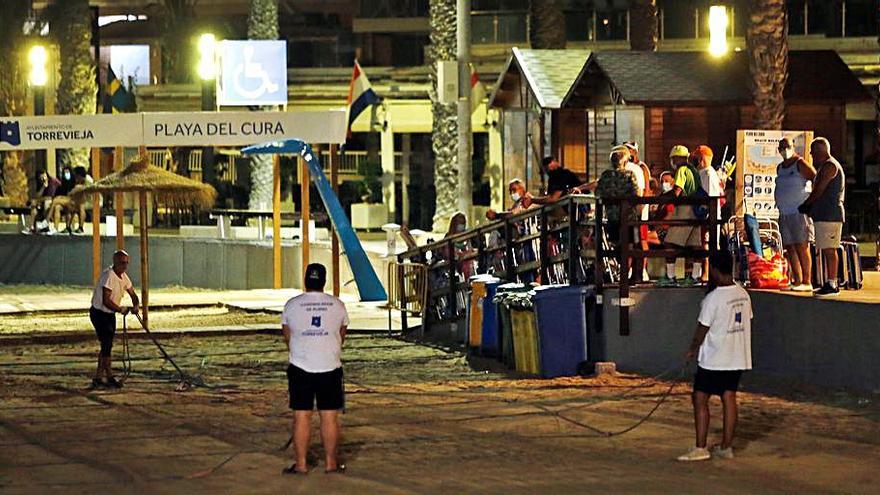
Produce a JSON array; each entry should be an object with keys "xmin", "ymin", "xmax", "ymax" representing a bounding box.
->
[
  {"xmin": 778, "ymin": 213, "xmax": 814, "ymax": 246},
  {"xmin": 665, "ymin": 207, "xmax": 702, "ymax": 248},
  {"xmin": 813, "ymin": 221, "xmax": 842, "ymax": 250},
  {"xmin": 287, "ymin": 364, "xmax": 345, "ymax": 411},
  {"xmin": 89, "ymin": 306, "xmax": 116, "ymax": 357},
  {"xmin": 693, "ymin": 366, "xmax": 743, "ymax": 396}
]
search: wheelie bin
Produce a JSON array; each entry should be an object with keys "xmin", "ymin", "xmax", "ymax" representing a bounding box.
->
[{"xmin": 533, "ymin": 285, "xmax": 595, "ymax": 377}]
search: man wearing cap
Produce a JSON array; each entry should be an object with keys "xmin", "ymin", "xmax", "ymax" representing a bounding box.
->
[
  {"xmin": 281, "ymin": 263, "xmax": 350, "ymax": 475},
  {"xmin": 659, "ymin": 145, "xmax": 703, "ymax": 287},
  {"xmin": 89, "ymin": 250, "xmax": 139, "ymax": 388}
]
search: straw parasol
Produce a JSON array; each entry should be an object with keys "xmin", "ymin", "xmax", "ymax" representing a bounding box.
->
[{"xmin": 71, "ymin": 154, "xmax": 216, "ymax": 327}]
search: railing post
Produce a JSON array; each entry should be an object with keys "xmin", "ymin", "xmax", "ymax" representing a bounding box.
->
[
  {"xmin": 539, "ymin": 206, "xmax": 549, "ymax": 284},
  {"xmin": 595, "ymin": 201, "xmax": 604, "ymax": 287},
  {"xmin": 568, "ymin": 198, "xmax": 578, "ymax": 285},
  {"xmin": 504, "ymin": 217, "xmax": 515, "ymax": 282},
  {"xmin": 619, "ymin": 199, "xmax": 631, "ymax": 336},
  {"xmin": 447, "ymin": 239, "xmax": 457, "ymax": 318}
]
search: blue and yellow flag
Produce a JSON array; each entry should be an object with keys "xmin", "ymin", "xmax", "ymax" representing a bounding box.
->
[{"xmin": 104, "ymin": 66, "xmax": 136, "ymax": 113}]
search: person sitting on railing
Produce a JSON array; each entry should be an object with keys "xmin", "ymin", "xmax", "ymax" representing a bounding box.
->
[
  {"xmin": 441, "ymin": 212, "xmax": 475, "ymax": 280},
  {"xmin": 657, "ymin": 145, "xmax": 703, "ymax": 287},
  {"xmin": 486, "ymin": 179, "xmax": 535, "ymax": 221},
  {"xmin": 596, "ymin": 146, "xmax": 639, "ymax": 248},
  {"xmin": 651, "ymin": 172, "xmax": 677, "ymax": 244}
]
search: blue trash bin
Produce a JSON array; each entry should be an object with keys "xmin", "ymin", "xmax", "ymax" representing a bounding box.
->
[
  {"xmin": 479, "ymin": 278, "xmax": 502, "ymax": 357},
  {"xmin": 534, "ymin": 285, "xmax": 595, "ymax": 378}
]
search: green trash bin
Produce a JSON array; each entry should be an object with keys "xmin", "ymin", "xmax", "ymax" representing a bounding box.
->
[{"xmin": 493, "ymin": 283, "xmax": 532, "ymax": 369}]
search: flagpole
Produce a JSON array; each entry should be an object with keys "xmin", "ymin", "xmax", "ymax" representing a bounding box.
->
[{"xmin": 456, "ymin": 0, "xmax": 473, "ymax": 218}]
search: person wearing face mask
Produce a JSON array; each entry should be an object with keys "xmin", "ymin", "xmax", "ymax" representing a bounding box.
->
[
  {"xmin": 774, "ymin": 137, "xmax": 816, "ymax": 292},
  {"xmin": 658, "ymin": 145, "xmax": 702, "ymax": 287},
  {"xmin": 47, "ymin": 166, "xmax": 77, "ymax": 234}
]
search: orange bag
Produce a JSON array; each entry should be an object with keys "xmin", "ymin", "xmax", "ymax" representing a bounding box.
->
[{"xmin": 748, "ymin": 252, "xmax": 789, "ymax": 289}]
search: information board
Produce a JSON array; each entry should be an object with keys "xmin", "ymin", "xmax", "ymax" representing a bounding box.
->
[{"xmin": 735, "ymin": 129, "xmax": 813, "ymax": 218}]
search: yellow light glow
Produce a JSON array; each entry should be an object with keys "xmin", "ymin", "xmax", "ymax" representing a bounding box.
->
[
  {"xmin": 197, "ymin": 33, "xmax": 217, "ymax": 80},
  {"xmin": 28, "ymin": 45, "xmax": 48, "ymax": 87},
  {"xmin": 708, "ymin": 5, "xmax": 728, "ymax": 57}
]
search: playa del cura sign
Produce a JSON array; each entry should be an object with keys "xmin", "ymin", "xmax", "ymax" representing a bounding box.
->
[{"xmin": 0, "ymin": 110, "xmax": 346, "ymax": 149}]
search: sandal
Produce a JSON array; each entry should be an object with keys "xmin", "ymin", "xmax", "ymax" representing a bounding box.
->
[
  {"xmin": 325, "ymin": 464, "xmax": 346, "ymax": 475},
  {"xmin": 282, "ymin": 464, "xmax": 307, "ymax": 475}
]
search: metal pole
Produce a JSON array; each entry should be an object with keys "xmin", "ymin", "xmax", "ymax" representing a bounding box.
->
[
  {"xmin": 457, "ymin": 0, "xmax": 473, "ymax": 217},
  {"xmin": 34, "ymin": 87, "xmax": 46, "ymax": 175},
  {"xmin": 201, "ymin": 80, "xmax": 216, "ymax": 185},
  {"xmin": 330, "ymin": 144, "xmax": 341, "ymax": 297}
]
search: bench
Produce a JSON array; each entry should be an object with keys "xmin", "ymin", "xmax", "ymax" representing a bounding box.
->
[{"xmin": 208, "ymin": 209, "xmax": 329, "ymax": 240}]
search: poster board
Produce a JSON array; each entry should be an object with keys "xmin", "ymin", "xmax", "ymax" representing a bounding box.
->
[{"xmin": 735, "ymin": 130, "xmax": 813, "ymax": 218}]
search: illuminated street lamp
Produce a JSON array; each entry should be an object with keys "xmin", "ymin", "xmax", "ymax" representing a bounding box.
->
[
  {"xmin": 197, "ymin": 33, "xmax": 218, "ymax": 184},
  {"xmin": 29, "ymin": 44, "xmax": 48, "ymax": 170},
  {"xmin": 708, "ymin": 5, "xmax": 729, "ymax": 57}
]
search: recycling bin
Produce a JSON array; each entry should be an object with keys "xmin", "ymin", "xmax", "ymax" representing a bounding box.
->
[
  {"xmin": 534, "ymin": 285, "xmax": 595, "ymax": 378},
  {"xmin": 510, "ymin": 308, "xmax": 540, "ymax": 375},
  {"xmin": 467, "ymin": 280, "xmax": 486, "ymax": 349},
  {"xmin": 493, "ymin": 283, "xmax": 532, "ymax": 368},
  {"xmin": 479, "ymin": 278, "xmax": 502, "ymax": 357}
]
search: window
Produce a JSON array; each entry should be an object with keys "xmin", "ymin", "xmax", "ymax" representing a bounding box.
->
[
  {"xmin": 659, "ymin": 0, "xmax": 697, "ymax": 39},
  {"xmin": 595, "ymin": 9, "xmax": 627, "ymax": 41},
  {"xmin": 565, "ymin": 10, "xmax": 591, "ymax": 42},
  {"xmin": 843, "ymin": 0, "xmax": 877, "ymax": 37}
]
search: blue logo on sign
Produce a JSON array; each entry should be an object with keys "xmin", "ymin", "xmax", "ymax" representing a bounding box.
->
[
  {"xmin": 311, "ymin": 316, "xmax": 322, "ymax": 327},
  {"xmin": 219, "ymin": 40, "xmax": 288, "ymax": 106},
  {"xmin": 0, "ymin": 121, "xmax": 21, "ymax": 146}
]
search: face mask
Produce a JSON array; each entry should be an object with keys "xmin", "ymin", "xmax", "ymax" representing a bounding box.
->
[
  {"xmin": 661, "ymin": 182, "xmax": 673, "ymax": 193},
  {"xmin": 510, "ymin": 192, "xmax": 521, "ymax": 202},
  {"xmin": 781, "ymin": 149, "xmax": 794, "ymax": 160},
  {"xmin": 456, "ymin": 224, "xmax": 466, "ymax": 233},
  {"xmin": 63, "ymin": 172, "xmax": 71, "ymax": 180}
]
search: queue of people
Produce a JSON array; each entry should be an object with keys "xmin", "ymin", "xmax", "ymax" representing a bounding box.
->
[{"xmin": 481, "ymin": 136, "xmax": 845, "ymax": 297}]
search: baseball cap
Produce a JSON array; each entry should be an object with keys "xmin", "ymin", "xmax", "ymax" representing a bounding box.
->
[{"xmin": 304, "ymin": 263, "xmax": 327, "ymax": 289}]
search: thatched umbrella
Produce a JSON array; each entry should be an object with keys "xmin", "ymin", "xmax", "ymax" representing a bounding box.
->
[{"xmin": 71, "ymin": 154, "xmax": 216, "ymax": 327}]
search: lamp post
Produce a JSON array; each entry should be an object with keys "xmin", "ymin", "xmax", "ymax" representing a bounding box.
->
[
  {"xmin": 29, "ymin": 45, "xmax": 48, "ymax": 172},
  {"xmin": 708, "ymin": 5, "xmax": 729, "ymax": 57},
  {"xmin": 198, "ymin": 33, "xmax": 217, "ymax": 184}
]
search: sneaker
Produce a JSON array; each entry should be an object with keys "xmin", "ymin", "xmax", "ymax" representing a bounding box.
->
[
  {"xmin": 711, "ymin": 445, "xmax": 734, "ymax": 460},
  {"xmin": 679, "ymin": 276, "xmax": 699, "ymax": 287},
  {"xmin": 655, "ymin": 275, "xmax": 677, "ymax": 287},
  {"xmin": 791, "ymin": 284, "xmax": 813, "ymax": 293},
  {"xmin": 677, "ymin": 446, "xmax": 711, "ymax": 462},
  {"xmin": 74, "ymin": 227, "xmax": 84, "ymax": 234},
  {"xmin": 815, "ymin": 283, "xmax": 840, "ymax": 298},
  {"xmin": 106, "ymin": 376, "xmax": 123, "ymax": 389}
]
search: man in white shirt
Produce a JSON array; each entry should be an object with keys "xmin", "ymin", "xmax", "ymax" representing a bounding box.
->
[
  {"xmin": 679, "ymin": 250, "xmax": 752, "ymax": 462},
  {"xmin": 281, "ymin": 263, "xmax": 349, "ymax": 475},
  {"xmin": 89, "ymin": 250, "xmax": 139, "ymax": 388},
  {"xmin": 623, "ymin": 143, "xmax": 649, "ymax": 282}
]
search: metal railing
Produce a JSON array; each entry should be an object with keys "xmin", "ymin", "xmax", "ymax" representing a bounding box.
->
[{"xmin": 398, "ymin": 195, "xmax": 721, "ymax": 336}]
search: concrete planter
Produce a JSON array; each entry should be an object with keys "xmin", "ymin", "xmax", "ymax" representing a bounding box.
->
[{"xmin": 351, "ymin": 203, "xmax": 388, "ymax": 230}]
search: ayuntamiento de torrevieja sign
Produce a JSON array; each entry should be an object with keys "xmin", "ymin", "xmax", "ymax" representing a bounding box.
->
[{"xmin": 0, "ymin": 110, "xmax": 346, "ymax": 150}]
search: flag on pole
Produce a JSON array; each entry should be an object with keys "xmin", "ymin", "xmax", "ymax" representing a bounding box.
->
[
  {"xmin": 345, "ymin": 60, "xmax": 381, "ymax": 137},
  {"xmin": 103, "ymin": 66, "xmax": 136, "ymax": 114},
  {"xmin": 470, "ymin": 64, "xmax": 486, "ymax": 114}
]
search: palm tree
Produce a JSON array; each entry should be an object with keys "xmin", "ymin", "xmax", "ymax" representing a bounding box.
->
[
  {"xmin": 159, "ymin": 0, "xmax": 197, "ymax": 84},
  {"xmin": 530, "ymin": 0, "xmax": 566, "ymax": 49},
  {"xmin": 429, "ymin": 0, "xmax": 458, "ymax": 232},
  {"xmin": 747, "ymin": 0, "xmax": 788, "ymax": 130},
  {"xmin": 630, "ymin": 0, "xmax": 658, "ymax": 51},
  {"xmin": 246, "ymin": 0, "xmax": 279, "ymax": 211},
  {"xmin": 0, "ymin": 0, "xmax": 30, "ymax": 205},
  {"xmin": 52, "ymin": 0, "xmax": 98, "ymax": 168},
  {"xmin": 875, "ymin": 0, "xmax": 880, "ymax": 151}
]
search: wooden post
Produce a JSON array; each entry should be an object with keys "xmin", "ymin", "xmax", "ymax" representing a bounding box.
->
[
  {"xmin": 330, "ymin": 144, "xmax": 340, "ymax": 297},
  {"xmin": 114, "ymin": 147, "xmax": 124, "ymax": 249},
  {"xmin": 273, "ymin": 154, "xmax": 282, "ymax": 289},
  {"xmin": 91, "ymin": 148, "xmax": 102, "ymax": 283},
  {"xmin": 300, "ymin": 155, "xmax": 311, "ymax": 282},
  {"xmin": 139, "ymin": 191, "xmax": 150, "ymax": 329}
]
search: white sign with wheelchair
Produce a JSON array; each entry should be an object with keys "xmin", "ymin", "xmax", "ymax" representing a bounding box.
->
[{"xmin": 218, "ymin": 40, "xmax": 288, "ymax": 106}]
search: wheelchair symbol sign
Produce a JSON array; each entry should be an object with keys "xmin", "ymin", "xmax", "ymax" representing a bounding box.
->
[{"xmin": 219, "ymin": 40, "xmax": 288, "ymax": 106}]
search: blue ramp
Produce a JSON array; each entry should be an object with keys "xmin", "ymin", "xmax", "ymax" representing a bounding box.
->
[{"xmin": 242, "ymin": 139, "xmax": 388, "ymax": 302}]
